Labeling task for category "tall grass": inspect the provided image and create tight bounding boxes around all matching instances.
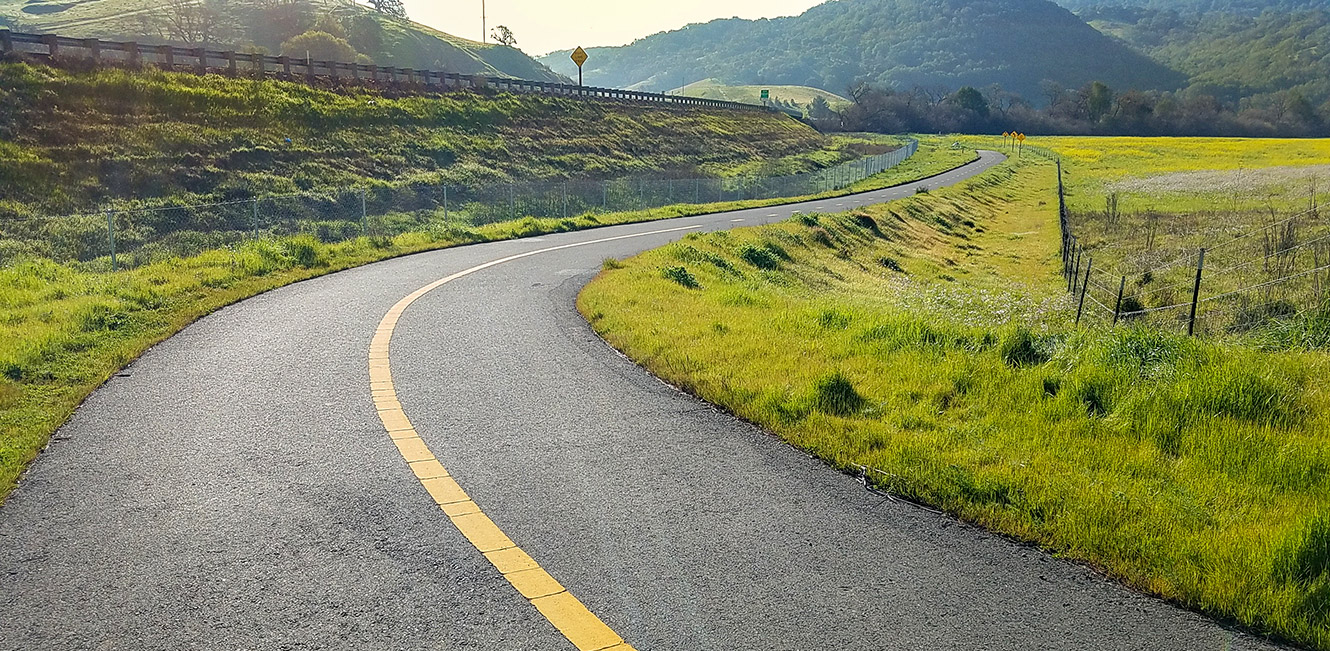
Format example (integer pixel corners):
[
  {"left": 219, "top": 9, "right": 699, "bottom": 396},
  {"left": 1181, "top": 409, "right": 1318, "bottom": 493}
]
[{"left": 580, "top": 157, "right": 1330, "bottom": 648}]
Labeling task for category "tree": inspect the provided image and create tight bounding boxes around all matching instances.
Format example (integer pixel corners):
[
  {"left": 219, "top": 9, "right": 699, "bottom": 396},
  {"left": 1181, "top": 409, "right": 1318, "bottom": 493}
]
[
  {"left": 490, "top": 25, "right": 517, "bottom": 47},
  {"left": 164, "top": 0, "right": 233, "bottom": 44},
  {"left": 808, "top": 95, "right": 836, "bottom": 121},
  {"left": 1086, "top": 81, "right": 1114, "bottom": 122},
  {"left": 281, "top": 30, "right": 360, "bottom": 62},
  {"left": 951, "top": 86, "right": 990, "bottom": 118},
  {"left": 367, "top": 0, "right": 406, "bottom": 19}
]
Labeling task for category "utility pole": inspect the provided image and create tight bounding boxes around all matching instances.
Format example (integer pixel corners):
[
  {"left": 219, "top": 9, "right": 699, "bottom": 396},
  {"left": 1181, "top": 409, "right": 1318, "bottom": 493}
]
[{"left": 482, "top": 0, "right": 487, "bottom": 44}]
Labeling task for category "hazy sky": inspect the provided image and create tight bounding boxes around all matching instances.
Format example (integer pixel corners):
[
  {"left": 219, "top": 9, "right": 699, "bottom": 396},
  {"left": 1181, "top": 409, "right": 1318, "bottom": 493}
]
[{"left": 401, "top": 0, "right": 826, "bottom": 56}]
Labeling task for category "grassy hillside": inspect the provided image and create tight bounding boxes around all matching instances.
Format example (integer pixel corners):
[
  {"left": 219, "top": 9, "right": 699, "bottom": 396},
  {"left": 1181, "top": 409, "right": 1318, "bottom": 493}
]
[
  {"left": 0, "top": 61, "right": 829, "bottom": 221},
  {"left": 580, "top": 138, "right": 1330, "bottom": 649},
  {"left": 668, "top": 79, "right": 850, "bottom": 111},
  {"left": 0, "top": 0, "right": 566, "bottom": 81},
  {"left": 538, "top": 0, "right": 1183, "bottom": 100},
  {"left": 1073, "top": 4, "right": 1330, "bottom": 106}
]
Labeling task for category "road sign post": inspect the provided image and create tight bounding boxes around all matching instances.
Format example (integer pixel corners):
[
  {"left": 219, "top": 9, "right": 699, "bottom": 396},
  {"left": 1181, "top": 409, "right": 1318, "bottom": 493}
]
[
  {"left": 760, "top": 88, "right": 769, "bottom": 107},
  {"left": 570, "top": 46, "right": 588, "bottom": 87}
]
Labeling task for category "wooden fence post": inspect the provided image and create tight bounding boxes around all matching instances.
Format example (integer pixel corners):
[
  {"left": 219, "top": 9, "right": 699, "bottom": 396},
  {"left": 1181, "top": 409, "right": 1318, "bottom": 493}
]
[
  {"left": 251, "top": 52, "right": 263, "bottom": 77},
  {"left": 194, "top": 47, "right": 206, "bottom": 73},
  {"left": 126, "top": 42, "right": 140, "bottom": 66},
  {"left": 226, "top": 51, "right": 237, "bottom": 76},
  {"left": 279, "top": 55, "right": 290, "bottom": 76},
  {"left": 42, "top": 34, "right": 58, "bottom": 57},
  {"left": 85, "top": 38, "right": 100, "bottom": 63}
]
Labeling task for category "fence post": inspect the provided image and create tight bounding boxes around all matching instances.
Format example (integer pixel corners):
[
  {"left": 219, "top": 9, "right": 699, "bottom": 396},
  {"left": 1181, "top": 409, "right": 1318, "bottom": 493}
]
[
  {"left": 279, "top": 55, "right": 290, "bottom": 76},
  {"left": 251, "top": 197, "right": 259, "bottom": 238},
  {"left": 1, "top": 30, "right": 11, "bottom": 54},
  {"left": 361, "top": 187, "right": 368, "bottom": 234},
  {"left": 1112, "top": 275, "right": 1126, "bottom": 326},
  {"left": 127, "top": 42, "right": 140, "bottom": 66},
  {"left": 1071, "top": 245, "right": 1083, "bottom": 295},
  {"left": 194, "top": 47, "right": 206, "bottom": 74},
  {"left": 42, "top": 34, "right": 58, "bottom": 57},
  {"left": 227, "top": 51, "right": 237, "bottom": 76},
  {"left": 1187, "top": 248, "right": 1206, "bottom": 336},
  {"left": 86, "top": 38, "right": 100, "bottom": 64},
  {"left": 106, "top": 209, "right": 117, "bottom": 272},
  {"left": 508, "top": 184, "right": 514, "bottom": 221},
  {"left": 602, "top": 182, "right": 607, "bottom": 210},
  {"left": 442, "top": 184, "right": 448, "bottom": 225},
  {"left": 1075, "top": 258, "right": 1092, "bottom": 325}
]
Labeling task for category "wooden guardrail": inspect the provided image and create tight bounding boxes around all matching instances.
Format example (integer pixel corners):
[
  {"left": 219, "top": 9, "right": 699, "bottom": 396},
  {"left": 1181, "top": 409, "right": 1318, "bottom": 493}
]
[{"left": 0, "top": 30, "right": 767, "bottom": 112}]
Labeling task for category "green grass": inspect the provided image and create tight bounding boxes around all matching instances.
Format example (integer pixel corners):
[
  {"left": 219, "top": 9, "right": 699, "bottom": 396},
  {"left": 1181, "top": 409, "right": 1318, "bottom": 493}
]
[
  {"left": 0, "top": 61, "right": 827, "bottom": 218},
  {"left": 674, "top": 78, "right": 851, "bottom": 110},
  {"left": 0, "top": 134, "right": 972, "bottom": 505},
  {"left": 579, "top": 152, "right": 1330, "bottom": 648}
]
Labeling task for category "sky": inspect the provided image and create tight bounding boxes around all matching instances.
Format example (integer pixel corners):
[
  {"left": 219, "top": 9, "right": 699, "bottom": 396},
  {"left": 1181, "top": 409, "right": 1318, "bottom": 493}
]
[{"left": 401, "top": 0, "right": 827, "bottom": 56}]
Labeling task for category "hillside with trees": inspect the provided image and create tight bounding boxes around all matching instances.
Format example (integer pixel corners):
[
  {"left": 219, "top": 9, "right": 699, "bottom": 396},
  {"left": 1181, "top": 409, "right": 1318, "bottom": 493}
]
[
  {"left": 0, "top": 0, "right": 567, "bottom": 81},
  {"left": 539, "top": 0, "right": 1182, "bottom": 101}
]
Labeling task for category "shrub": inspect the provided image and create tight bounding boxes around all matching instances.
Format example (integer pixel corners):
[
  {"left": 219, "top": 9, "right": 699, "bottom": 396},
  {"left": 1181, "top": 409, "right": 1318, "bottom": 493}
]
[
  {"left": 661, "top": 265, "right": 700, "bottom": 289},
  {"left": 813, "top": 371, "right": 865, "bottom": 416},
  {"left": 878, "top": 256, "right": 904, "bottom": 272},
  {"left": 796, "top": 212, "right": 820, "bottom": 227},
  {"left": 602, "top": 257, "right": 625, "bottom": 270},
  {"left": 739, "top": 243, "right": 781, "bottom": 270}
]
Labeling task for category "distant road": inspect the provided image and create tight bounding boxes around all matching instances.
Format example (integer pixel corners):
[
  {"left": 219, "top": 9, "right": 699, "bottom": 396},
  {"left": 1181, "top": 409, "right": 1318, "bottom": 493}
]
[{"left": 0, "top": 150, "right": 1282, "bottom": 650}]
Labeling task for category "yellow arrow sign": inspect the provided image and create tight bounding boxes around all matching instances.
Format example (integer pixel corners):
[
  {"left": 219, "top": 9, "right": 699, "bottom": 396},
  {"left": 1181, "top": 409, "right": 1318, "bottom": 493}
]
[{"left": 570, "top": 46, "right": 588, "bottom": 68}]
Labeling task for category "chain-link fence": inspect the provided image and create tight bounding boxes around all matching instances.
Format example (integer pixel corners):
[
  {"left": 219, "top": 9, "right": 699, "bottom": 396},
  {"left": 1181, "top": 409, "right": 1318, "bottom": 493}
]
[{"left": 0, "top": 140, "right": 919, "bottom": 270}]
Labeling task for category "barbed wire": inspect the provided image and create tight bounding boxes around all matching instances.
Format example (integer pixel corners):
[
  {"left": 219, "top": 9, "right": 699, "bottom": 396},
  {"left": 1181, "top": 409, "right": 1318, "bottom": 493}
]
[
  {"left": 1117, "top": 205, "right": 1321, "bottom": 277},
  {"left": 1199, "top": 261, "right": 1330, "bottom": 305}
]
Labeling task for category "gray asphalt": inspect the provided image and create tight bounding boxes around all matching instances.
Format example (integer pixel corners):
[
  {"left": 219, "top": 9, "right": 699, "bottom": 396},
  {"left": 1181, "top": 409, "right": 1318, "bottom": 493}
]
[{"left": 0, "top": 151, "right": 1284, "bottom": 650}]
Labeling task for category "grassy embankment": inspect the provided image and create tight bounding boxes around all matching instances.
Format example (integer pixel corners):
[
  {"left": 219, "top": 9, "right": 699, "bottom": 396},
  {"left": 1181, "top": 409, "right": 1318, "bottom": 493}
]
[
  {"left": 580, "top": 140, "right": 1330, "bottom": 648},
  {"left": 0, "top": 59, "right": 978, "bottom": 503}
]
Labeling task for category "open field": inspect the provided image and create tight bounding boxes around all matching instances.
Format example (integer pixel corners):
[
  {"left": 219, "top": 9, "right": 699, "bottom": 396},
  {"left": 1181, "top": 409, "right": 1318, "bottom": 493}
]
[
  {"left": 579, "top": 140, "right": 1330, "bottom": 648},
  {"left": 674, "top": 78, "right": 851, "bottom": 110},
  {"left": 0, "top": 133, "right": 970, "bottom": 504}
]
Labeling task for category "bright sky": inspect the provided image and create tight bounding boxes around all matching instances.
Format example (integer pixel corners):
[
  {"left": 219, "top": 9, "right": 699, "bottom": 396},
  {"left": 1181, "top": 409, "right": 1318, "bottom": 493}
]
[{"left": 401, "top": 0, "right": 826, "bottom": 56}]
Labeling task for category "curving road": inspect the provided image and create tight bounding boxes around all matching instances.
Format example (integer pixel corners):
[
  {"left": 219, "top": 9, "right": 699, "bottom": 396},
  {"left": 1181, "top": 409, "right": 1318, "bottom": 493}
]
[{"left": 0, "top": 151, "right": 1282, "bottom": 650}]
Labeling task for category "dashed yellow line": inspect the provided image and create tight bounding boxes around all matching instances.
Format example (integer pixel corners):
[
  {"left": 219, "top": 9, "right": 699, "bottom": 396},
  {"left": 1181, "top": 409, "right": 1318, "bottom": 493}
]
[{"left": 369, "top": 224, "right": 700, "bottom": 650}]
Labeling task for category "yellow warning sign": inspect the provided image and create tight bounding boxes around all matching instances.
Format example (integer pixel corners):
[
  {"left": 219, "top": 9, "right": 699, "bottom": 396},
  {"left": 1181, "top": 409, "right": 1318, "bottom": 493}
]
[{"left": 570, "top": 46, "right": 588, "bottom": 68}]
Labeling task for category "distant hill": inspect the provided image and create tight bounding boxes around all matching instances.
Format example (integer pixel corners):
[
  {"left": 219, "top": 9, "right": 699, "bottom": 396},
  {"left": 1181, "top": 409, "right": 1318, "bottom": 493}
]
[
  {"left": 539, "top": 0, "right": 1185, "bottom": 101},
  {"left": 1056, "top": 1, "right": 1330, "bottom": 105},
  {"left": 0, "top": 0, "right": 568, "bottom": 82},
  {"left": 671, "top": 79, "right": 851, "bottom": 110}
]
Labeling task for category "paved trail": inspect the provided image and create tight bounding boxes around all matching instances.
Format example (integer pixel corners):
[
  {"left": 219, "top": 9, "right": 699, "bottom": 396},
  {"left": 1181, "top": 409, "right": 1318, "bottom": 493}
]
[{"left": 0, "top": 152, "right": 1281, "bottom": 650}]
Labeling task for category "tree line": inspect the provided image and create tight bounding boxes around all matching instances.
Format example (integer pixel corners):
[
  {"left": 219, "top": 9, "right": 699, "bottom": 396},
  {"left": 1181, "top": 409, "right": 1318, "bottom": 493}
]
[{"left": 823, "top": 80, "right": 1329, "bottom": 138}]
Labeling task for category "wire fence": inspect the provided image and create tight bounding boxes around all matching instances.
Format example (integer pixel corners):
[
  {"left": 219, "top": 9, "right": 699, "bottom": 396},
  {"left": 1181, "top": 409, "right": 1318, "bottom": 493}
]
[
  {"left": 0, "top": 140, "right": 920, "bottom": 270},
  {"left": 1057, "top": 161, "right": 1330, "bottom": 336}
]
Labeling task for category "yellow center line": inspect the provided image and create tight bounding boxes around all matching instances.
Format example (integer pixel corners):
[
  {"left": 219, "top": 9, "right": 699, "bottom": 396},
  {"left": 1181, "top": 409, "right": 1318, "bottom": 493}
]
[{"left": 369, "top": 224, "right": 701, "bottom": 651}]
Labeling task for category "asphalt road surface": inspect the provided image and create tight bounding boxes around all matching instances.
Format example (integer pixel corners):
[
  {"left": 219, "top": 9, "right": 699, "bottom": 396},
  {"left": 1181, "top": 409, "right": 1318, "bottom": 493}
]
[{"left": 0, "top": 151, "right": 1284, "bottom": 650}]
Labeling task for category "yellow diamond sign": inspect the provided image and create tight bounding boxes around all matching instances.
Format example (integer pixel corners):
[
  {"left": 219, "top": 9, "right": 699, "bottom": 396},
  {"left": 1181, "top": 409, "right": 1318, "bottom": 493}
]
[{"left": 570, "top": 46, "right": 588, "bottom": 68}]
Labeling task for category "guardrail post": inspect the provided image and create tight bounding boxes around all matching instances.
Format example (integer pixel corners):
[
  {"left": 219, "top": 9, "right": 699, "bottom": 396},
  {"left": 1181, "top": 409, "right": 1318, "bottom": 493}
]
[
  {"left": 85, "top": 38, "right": 100, "bottom": 63},
  {"left": 127, "top": 41, "right": 140, "bottom": 66},
  {"left": 251, "top": 52, "right": 263, "bottom": 77},
  {"left": 194, "top": 47, "right": 206, "bottom": 73},
  {"left": 0, "top": 30, "right": 11, "bottom": 54},
  {"left": 42, "top": 34, "right": 57, "bottom": 57},
  {"left": 328, "top": 60, "right": 338, "bottom": 80},
  {"left": 279, "top": 55, "right": 290, "bottom": 76},
  {"left": 161, "top": 45, "right": 174, "bottom": 70}
]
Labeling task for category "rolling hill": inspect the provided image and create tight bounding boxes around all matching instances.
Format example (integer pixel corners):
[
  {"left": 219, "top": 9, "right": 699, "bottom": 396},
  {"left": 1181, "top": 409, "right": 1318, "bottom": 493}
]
[
  {"left": 671, "top": 79, "right": 851, "bottom": 110},
  {"left": 1062, "top": 1, "right": 1330, "bottom": 106},
  {"left": 538, "top": 0, "right": 1185, "bottom": 102},
  {"left": 0, "top": 0, "right": 568, "bottom": 81}
]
